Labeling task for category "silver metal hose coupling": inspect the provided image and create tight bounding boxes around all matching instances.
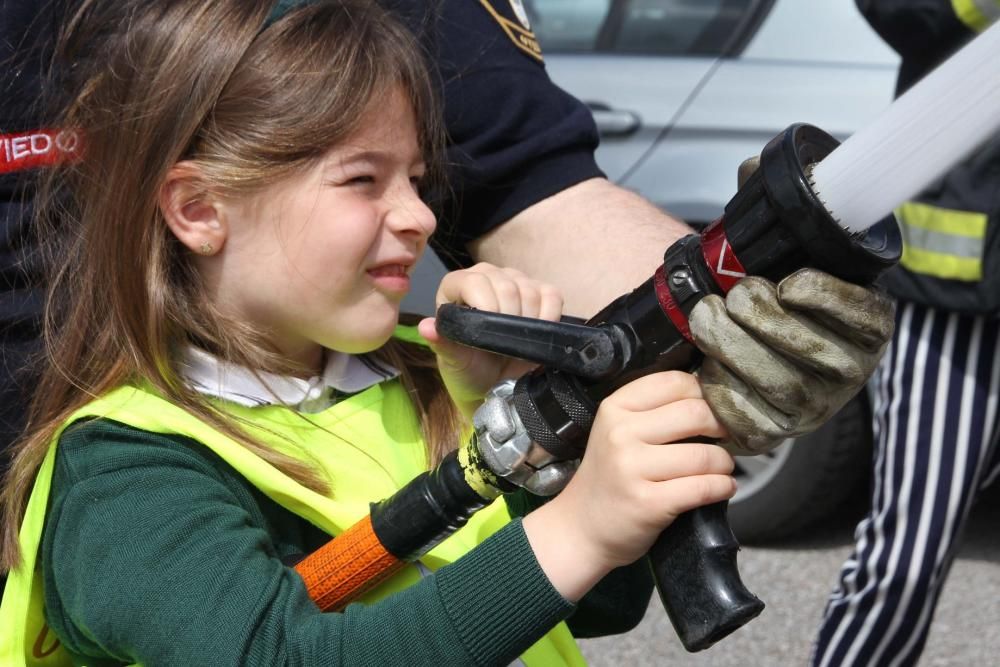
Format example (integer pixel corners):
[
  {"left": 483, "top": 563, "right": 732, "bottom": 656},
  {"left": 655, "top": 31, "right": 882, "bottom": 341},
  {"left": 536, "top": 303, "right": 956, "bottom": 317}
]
[{"left": 472, "top": 379, "right": 579, "bottom": 496}]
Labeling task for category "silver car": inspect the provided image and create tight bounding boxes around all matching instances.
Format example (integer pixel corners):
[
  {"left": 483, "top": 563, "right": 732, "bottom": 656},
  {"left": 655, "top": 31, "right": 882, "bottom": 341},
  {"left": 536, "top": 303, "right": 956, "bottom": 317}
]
[{"left": 406, "top": 0, "right": 900, "bottom": 541}]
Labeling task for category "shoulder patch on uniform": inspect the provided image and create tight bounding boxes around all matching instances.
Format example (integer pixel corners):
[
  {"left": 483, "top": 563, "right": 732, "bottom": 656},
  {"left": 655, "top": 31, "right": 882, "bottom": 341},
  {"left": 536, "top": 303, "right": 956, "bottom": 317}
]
[
  {"left": 507, "top": 0, "right": 531, "bottom": 29},
  {"left": 477, "top": 0, "right": 543, "bottom": 61}
]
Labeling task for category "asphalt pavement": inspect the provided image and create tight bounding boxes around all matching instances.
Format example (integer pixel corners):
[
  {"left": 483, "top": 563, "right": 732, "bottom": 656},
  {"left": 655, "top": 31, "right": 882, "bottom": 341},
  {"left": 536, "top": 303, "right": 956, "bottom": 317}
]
[{"left": 580, "top": 486, "right": 1000, "bottom": 666}]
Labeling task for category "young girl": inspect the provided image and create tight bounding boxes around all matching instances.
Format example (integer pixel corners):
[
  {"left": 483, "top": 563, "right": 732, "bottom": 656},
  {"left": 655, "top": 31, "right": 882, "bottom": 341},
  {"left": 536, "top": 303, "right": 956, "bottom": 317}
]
[{"left": 0, "top": 1, "right": 736, "bottom": 665}]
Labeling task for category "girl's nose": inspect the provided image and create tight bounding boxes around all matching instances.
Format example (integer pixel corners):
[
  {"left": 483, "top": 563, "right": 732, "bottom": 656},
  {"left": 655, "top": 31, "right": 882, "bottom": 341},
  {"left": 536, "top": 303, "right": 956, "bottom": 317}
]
[{"left": 387, "top": 185, "right": 437, "bottom": 241}]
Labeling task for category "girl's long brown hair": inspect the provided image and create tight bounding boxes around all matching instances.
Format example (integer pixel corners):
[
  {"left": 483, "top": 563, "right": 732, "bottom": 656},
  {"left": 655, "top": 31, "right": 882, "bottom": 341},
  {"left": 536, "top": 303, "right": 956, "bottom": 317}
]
[{"left": 0, "top": 0, "right": 459, "bottom": 569}]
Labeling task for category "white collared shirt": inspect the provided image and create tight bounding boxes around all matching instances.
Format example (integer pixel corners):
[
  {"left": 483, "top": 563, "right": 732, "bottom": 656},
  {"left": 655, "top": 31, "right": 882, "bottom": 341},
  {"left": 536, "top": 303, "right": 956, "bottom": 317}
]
[{"left": 178, "top": 346, "right": 399, "bottom": 413}]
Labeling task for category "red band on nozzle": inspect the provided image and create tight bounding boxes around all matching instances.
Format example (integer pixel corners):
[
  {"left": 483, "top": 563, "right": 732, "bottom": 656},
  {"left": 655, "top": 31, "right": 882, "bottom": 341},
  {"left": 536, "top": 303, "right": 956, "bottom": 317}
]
[{"left": 700, "top": 219, "right": 747, "bottom": 294}]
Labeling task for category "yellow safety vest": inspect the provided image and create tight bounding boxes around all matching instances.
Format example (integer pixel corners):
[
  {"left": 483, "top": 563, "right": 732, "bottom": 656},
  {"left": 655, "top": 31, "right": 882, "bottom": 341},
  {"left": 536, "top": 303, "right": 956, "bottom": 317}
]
[{"left": 0, "top": 381, "right": 585, "bottom": 667}]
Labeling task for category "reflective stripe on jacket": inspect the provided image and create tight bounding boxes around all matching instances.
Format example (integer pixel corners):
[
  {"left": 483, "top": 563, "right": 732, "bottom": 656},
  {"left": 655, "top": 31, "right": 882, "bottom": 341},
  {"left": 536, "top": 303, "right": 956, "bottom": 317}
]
[
  {"left": 877, "top": 124, "right": 1000, "bottom": 313},
  {"left": 0, "top": 382, "right": 585, "bottom": 667},
  {"left": 952, "top": 0, "right": 1000, "bottom": 32},
  {"left": 880, "top": 145, "right": 1000, "bottom": 314},
  {"left": 895, "top": 201, "right": 987, "bottom": 281}
]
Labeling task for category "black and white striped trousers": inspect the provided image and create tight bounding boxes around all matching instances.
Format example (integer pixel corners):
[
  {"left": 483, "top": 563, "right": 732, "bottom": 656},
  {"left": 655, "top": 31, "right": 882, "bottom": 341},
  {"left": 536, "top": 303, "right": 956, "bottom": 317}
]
[{"left": 811, "top": 301, "right": 1000, "bottom": 667}]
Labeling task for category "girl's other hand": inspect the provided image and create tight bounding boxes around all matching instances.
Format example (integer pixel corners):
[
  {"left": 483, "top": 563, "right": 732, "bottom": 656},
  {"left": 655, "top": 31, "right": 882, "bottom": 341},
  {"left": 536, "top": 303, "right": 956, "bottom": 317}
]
[
  {"left": 418, "top": 263, "right": 564, "bottom": 414},
  {"left": 521, "top": 371, "right": 737, "bottom": 601}
]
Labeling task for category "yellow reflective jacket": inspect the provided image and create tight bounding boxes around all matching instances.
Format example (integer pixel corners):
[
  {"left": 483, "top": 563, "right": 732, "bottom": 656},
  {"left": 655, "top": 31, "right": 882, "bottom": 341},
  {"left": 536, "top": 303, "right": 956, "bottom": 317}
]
[{"left": 0, "top": 381, "right": 585, "bottom": 667}]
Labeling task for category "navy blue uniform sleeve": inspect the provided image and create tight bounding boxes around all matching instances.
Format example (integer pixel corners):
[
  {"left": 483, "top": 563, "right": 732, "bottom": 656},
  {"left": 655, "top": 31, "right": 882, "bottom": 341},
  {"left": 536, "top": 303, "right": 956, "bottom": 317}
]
[
  {"left": 0, "top": 0, "right": 65, "bottom": 464},
  {"left": 383, "top": 0, "right": 605, "bottom": 267},
  {"left": 0, "top": 1, "right": 58, "bottom": 136},
  {"left": 856, "top": 0, "right": 974, "bottom": 93}
]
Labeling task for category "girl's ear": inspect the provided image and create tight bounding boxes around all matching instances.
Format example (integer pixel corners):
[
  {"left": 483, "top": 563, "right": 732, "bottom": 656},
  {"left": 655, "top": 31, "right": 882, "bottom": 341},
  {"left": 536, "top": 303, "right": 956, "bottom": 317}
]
[{"left": 159, "top": 162, "right": 227, "bottom": 256}]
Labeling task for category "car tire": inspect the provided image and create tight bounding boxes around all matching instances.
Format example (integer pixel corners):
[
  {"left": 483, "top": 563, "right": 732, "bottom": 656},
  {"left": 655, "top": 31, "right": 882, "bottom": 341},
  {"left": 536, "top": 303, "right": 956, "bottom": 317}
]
[{"left": 726, "top": 392, "right": 873, "bottom": 544}]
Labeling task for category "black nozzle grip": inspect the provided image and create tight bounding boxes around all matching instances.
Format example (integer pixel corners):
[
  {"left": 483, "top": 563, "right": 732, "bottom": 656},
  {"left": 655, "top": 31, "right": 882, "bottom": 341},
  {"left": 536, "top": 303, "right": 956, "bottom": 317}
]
[
  {"left": 435, "top": 303, "right": 629, "bottom": 380},
  {"left": 648, "top": 501, "right": 764, "bottom": 652}
]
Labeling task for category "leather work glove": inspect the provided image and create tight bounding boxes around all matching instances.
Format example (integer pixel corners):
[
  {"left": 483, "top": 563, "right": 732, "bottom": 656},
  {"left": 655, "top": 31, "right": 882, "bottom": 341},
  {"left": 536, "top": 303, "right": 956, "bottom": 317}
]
[
  {"left": 688, "top": 267, "right": 894, "bottom": 455},
  {"left": 689, "top": 154, "right": 896, "bottom": 455}
]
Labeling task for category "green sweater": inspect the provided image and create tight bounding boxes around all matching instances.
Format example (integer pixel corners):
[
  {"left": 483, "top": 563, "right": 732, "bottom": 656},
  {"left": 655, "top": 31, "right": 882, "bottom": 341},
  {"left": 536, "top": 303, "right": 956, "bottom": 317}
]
[{"left": 41, "top": 419, "right": 653, "bottom": 666}]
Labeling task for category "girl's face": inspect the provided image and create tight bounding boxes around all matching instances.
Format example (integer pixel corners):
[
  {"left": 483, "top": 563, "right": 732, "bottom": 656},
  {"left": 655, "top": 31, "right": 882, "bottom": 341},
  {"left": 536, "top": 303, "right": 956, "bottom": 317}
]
[{"left": 209, "top": 89, "right": 436, "bottom": 372}]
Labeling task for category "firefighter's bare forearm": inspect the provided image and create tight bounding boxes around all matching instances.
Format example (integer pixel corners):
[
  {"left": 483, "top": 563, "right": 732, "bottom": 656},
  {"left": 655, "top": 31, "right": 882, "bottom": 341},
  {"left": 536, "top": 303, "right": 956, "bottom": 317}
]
[{"left": 468, "top": 177, "right": 691, "bottom": 318}]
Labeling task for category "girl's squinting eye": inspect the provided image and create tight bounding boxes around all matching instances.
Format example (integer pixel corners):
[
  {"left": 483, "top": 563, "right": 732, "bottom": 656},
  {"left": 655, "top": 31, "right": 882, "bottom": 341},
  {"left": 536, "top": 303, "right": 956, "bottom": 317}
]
[
  {"left": 346, "top": 174, "right": 376, "bottom": 186},
  {"left": 410, "top": 169, "right": 428, "bottom": 191}
]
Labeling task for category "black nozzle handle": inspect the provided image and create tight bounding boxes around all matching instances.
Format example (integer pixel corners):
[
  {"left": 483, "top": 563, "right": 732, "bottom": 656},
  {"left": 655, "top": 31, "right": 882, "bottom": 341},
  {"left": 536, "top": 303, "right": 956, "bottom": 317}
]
[
  {"left": 435, "top": 304, "right": 629, "bottom": 380},
  {"left": 648, "top": 501, "right": 764, "bottom": 652}
]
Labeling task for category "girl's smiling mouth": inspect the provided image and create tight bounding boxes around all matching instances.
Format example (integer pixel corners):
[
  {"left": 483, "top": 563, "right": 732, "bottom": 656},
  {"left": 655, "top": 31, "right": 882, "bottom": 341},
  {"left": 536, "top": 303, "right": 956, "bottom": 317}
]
[{"left": 368, "top": 262, "right": 413, "bottom": 293}]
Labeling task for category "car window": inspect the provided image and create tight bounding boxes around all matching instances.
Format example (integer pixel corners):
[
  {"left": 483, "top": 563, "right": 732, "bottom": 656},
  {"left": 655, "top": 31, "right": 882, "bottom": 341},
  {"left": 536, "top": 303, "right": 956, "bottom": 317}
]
[
  {"left": 524, "top": 0, "right": 609, "bottom": 51},
  {"left": 527, "top": 0, "right": 755, "bottom": 55}
]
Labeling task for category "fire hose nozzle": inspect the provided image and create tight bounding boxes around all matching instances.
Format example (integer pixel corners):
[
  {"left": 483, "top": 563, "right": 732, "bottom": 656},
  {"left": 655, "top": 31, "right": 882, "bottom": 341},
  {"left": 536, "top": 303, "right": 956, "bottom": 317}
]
[
  {"left": 720, "top": 123, "right": 901, "bottom": 286},
  {"left": 294, "top": 122, "right": 907, "bottom": 654}
]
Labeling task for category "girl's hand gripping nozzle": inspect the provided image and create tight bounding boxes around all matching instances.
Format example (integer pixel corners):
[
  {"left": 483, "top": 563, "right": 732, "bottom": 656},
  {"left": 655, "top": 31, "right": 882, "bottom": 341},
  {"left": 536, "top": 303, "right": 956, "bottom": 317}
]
[{"left": 436, "top": 123, "right": 901, "bottom": 652}]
